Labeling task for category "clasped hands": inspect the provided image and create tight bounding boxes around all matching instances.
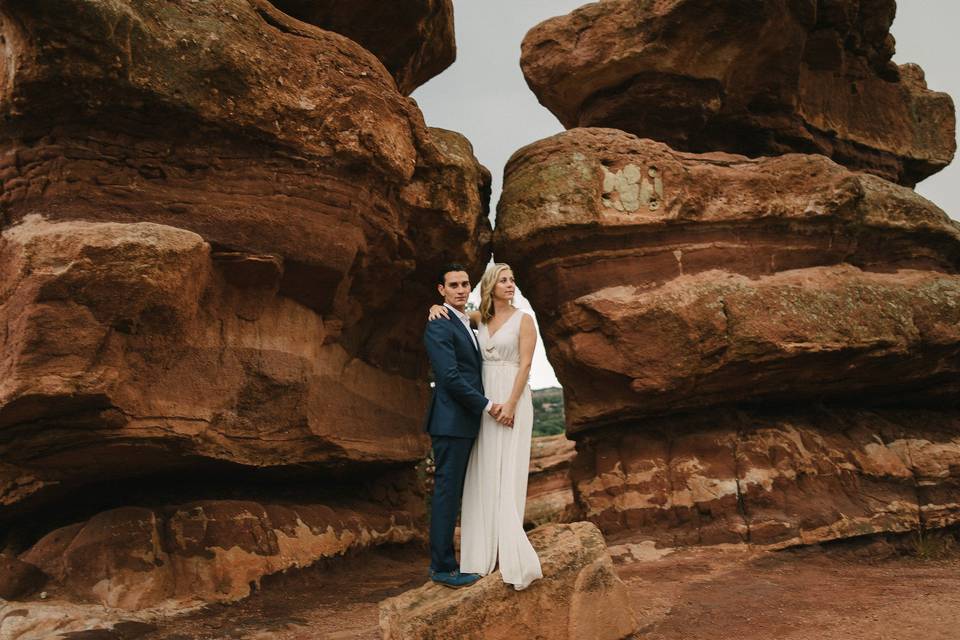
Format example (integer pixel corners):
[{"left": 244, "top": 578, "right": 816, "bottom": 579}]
[{"left": 488, "top": 402, "right": 515, "bottom": 428}]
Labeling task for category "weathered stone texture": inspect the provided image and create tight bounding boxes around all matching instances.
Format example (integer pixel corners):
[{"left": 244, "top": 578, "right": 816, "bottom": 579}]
[
  {"left": 0, "top": 601, "right": 158, "bottom": 640},
  {"left": 520, "top": 0, "right": 956, "bottom": 185},
  {"left": 498, "top": 129, "right": 960, "bottom": 432},
  {"left": 525, "top": 435, "right": 578, "bottom": 528},
  {"left": 497, "top": 127, "right": 960, "bottom": 546},
  {"left": 271, "top": 0, "right": 456, "bottom": 94},
  {"left": 572, "top": 409, "right": 960, "bottom": 548},
  {"left": 17, "top": 498, "right": 420, "bottom": 610},
  {"left": 0, "top": 554, "right": 46, "bottom": 600},
  {"left": 0, "top": 0, "right": 490, "bottom": 525},
  {"left": 379, "top": 522, "right": 638, "bottom": 640},
  {"left": 0, "top": 0, "right": 488, "bottom": 621}
]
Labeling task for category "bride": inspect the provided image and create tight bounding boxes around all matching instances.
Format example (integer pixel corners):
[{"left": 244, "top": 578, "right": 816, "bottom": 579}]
[{"left": 429, "top": 262, "right": 543, "bottom": 591}]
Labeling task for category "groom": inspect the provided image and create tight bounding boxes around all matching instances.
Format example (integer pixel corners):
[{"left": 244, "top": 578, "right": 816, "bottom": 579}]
[{"left": 423, "top": 263, "right": 501, "bottom": 588}]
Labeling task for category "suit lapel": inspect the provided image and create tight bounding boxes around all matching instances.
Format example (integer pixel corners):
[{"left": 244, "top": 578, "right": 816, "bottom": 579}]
[{"left": 447, "top": 314, "right": 481, "bottom": 366}]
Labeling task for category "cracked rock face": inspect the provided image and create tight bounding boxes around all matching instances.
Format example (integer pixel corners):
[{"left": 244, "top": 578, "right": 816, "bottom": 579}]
[
  {"left": 0, "top": 0, "right": 489, "bottom": 600},
  {"left": 520, "top": 0, "right": 956, "bottom": 186},
  {"left": 270, "top": 0, "right": 456, "bottom": 95},
  {"left": 496, "top": 128, "right": 960, "bottom": 547}
]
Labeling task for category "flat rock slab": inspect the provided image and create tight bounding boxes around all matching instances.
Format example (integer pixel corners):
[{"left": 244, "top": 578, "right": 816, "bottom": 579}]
[{"left": 378, "top": 521, "right": 637, "bottom": 640}]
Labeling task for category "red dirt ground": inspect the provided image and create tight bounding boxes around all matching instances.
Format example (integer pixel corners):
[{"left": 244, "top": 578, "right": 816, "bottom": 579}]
[{"left": 106, "top": 533, "right": 960, "bottom": 640}]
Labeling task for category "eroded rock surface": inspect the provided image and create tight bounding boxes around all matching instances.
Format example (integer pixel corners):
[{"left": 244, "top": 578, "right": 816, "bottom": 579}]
[
  {"left": 525, "top": 435, "right": 578, "bottom": 528},
  {"left": 520, "top": 0, "right": 956, "bottom": 185},
  {"left": 0, "top": 0, "right": 489, "bottom": 526},
  {"left": 0, "top": 555, "right": 46, "bottom": 600},
  {"left": 498, "top": 129, "right": 960, "bottom": 431},
  {"left": 0, "top": 216, "right": 434, "bottom": 516},
  {"left": 573, "top": 408, "right": 960, "bottom": 548},
  {"left": 379, "top": 522, "right": 638, "bottom": 640},
  {"left": 271, "top": 0, "right": 455, "bottom": 94},
  {"left": 18, "top": 498, "right": 420, "bottom": 610},
  {"left": 0, "top": 0, "right": 488, "bottom": 617},
  {"left": 497, "top": 128, "right": 960, "bottom": 547}
]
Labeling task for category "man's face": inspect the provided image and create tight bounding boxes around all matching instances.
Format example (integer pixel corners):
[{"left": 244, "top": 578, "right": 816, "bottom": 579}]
[{"left": 438, "top": 270, "right": 471, "bottom": 310}]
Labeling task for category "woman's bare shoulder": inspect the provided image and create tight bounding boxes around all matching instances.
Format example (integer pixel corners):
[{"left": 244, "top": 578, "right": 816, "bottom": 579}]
[{"left": 517, "top": 310, "right": 536, "bottom": 331}]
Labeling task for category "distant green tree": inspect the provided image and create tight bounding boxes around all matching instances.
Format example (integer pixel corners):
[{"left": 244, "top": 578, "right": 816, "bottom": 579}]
[{"left": 532, "top": 387, "right": 565, "bottom": 437}]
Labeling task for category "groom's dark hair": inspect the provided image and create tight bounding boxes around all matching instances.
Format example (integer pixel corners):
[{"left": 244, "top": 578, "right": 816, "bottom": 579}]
[{"left": 437, "top": 262, "right": 468, "bottom": 285}]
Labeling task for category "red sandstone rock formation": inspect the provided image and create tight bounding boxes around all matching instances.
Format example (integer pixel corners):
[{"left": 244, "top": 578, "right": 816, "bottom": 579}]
[
  {"left": 0, "top": 0, "right": 487, "bottom": 607},
  {"left": 572, "top": 408, "right": 960, "bottom": 547},
  {"left": 525, "top": 434, "right": 578, "bottom": 528},
  {"left": 21, "top": 498, "right": 421, "bottom": 609},
  {"left": 271, "top": 0, "right": 456, "bottom": 94},
  {"left": 520, "top": 0, "right": 956, "bottom": 186},
  {"left": 0, "top": 555, "right": 45, "bottom": 600},
  {"left": 497, "top": 128, "right": 960, "bottom": 547},
  {"left": 379, "top": 522, "right": 639, "bottom": 640}
]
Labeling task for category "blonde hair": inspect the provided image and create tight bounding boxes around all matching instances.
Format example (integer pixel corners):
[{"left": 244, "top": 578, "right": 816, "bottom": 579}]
[{"left": 479, "top": 263, "right": 514, "bottom": 324}]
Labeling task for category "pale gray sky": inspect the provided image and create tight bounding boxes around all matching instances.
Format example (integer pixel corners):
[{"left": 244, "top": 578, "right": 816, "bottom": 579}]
[{"left": 413, "top": 0, "right": 960, "bottom": 390}]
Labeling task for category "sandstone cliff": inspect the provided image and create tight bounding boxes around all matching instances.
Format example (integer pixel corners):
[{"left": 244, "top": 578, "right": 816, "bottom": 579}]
[
  {"left": 502, "top": 0, "right": 960, "bottom": 550},
  {"left": 0, "top": 0, "right": 489, "bottom": 611}
]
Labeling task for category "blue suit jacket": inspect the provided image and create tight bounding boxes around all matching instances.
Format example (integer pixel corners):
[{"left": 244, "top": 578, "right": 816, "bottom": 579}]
[{"left": 423, "top": 314, "right": 488, "bottom": 438}]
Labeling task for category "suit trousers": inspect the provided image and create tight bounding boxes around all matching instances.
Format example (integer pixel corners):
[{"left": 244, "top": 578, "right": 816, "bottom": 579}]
[{"left": 429, "top": 435, "right": 475, "bottom": 573}]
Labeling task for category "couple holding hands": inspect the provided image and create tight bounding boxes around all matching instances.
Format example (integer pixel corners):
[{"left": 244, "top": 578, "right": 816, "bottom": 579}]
[{"left": 423, "top": 262, "right": 542, "bottom": 591}]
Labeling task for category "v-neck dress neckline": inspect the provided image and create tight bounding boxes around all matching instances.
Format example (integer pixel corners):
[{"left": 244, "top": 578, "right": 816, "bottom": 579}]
[{"left": 485, "top": 309, "right": 519, "bottom": 341}]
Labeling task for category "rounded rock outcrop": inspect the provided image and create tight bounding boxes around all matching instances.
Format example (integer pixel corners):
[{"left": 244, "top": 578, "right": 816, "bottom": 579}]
[
  {"left": 520, "top": 0, "right": 956, "bottom": 185},
  {"left": 496, "top": 127, "right": 960, "bottom": 547}
]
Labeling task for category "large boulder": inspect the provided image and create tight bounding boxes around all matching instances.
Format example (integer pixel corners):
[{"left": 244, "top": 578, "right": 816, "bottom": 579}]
[
  {"left": 520, "top": 0, "right": 956, "bottom": 185},
  {"left": 378, "top": 522, "right": 638, "bottom": 640},
  {"left": 0, "top": 216, "right": 432, "bottom": 515},
  {"left": 496, "top": 128, "right": 960, "bottom": 546},
  {"left": 497, "top": 129, "right": 960, "bottom": 431},
  {"left": 0, "top": 0, "right": 489, "bottom": 526},
  {"left": 271, "top": 0, "right": 456, "bottom": 94}
]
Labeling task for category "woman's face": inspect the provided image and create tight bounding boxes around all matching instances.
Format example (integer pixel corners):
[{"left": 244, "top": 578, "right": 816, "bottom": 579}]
[{"left": 493, "top": 269, "right": 516, "bottom": 302}]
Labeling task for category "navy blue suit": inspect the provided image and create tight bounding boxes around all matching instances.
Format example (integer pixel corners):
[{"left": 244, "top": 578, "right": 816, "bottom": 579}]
[{"left": 423, "top": 312, "right": 488, "bottom": 573}]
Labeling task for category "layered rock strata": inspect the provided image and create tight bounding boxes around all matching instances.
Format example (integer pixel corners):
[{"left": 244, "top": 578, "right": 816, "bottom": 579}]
[
  {"left": 271, "top": 0, "right": 456, "bottom": 94},
  {"left": 525, "top": 435, "right": 578, "bottom": 528},
  {"left": 520, "top": 0, "right": 956, "bottom": 185},
  {"left": 0, "top": 0, "right": 489, "bottom": 606},
  {"left": 379, "top": 522, "right": 638, "bottom": 640},
  {"left": 497, "top": 127, "right": 960, "bottom": 547},
  {"left": 572, "top": 408, "right": 960, "bottom": 547},
  {"left": 19, "top": 498, "right": 421, "bottom": 610}
]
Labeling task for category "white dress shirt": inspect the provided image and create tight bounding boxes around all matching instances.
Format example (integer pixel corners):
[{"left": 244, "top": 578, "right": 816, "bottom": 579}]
[{"left": 444, "top": 303, "right": 492, "bottom": 413}]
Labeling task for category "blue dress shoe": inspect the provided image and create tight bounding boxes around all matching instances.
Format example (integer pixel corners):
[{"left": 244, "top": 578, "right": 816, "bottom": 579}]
[{"left": 429, "top": 569, "right": 482, "bottom": 589}]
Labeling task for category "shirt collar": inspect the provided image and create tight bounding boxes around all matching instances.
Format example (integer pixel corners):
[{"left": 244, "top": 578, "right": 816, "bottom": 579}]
[{"left": 443, "top": 302, "right": 469, "bottom": 322}]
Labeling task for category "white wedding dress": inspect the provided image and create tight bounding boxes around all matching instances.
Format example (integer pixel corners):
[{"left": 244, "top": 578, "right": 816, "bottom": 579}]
[{"left": 460, "top": 309, "right": 542, "bottom": 589}]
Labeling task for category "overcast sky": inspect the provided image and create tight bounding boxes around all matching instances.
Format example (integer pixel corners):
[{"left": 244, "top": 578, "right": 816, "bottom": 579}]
[{"left": 412, "top": 0, "right": 960, "bottom": 390}]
